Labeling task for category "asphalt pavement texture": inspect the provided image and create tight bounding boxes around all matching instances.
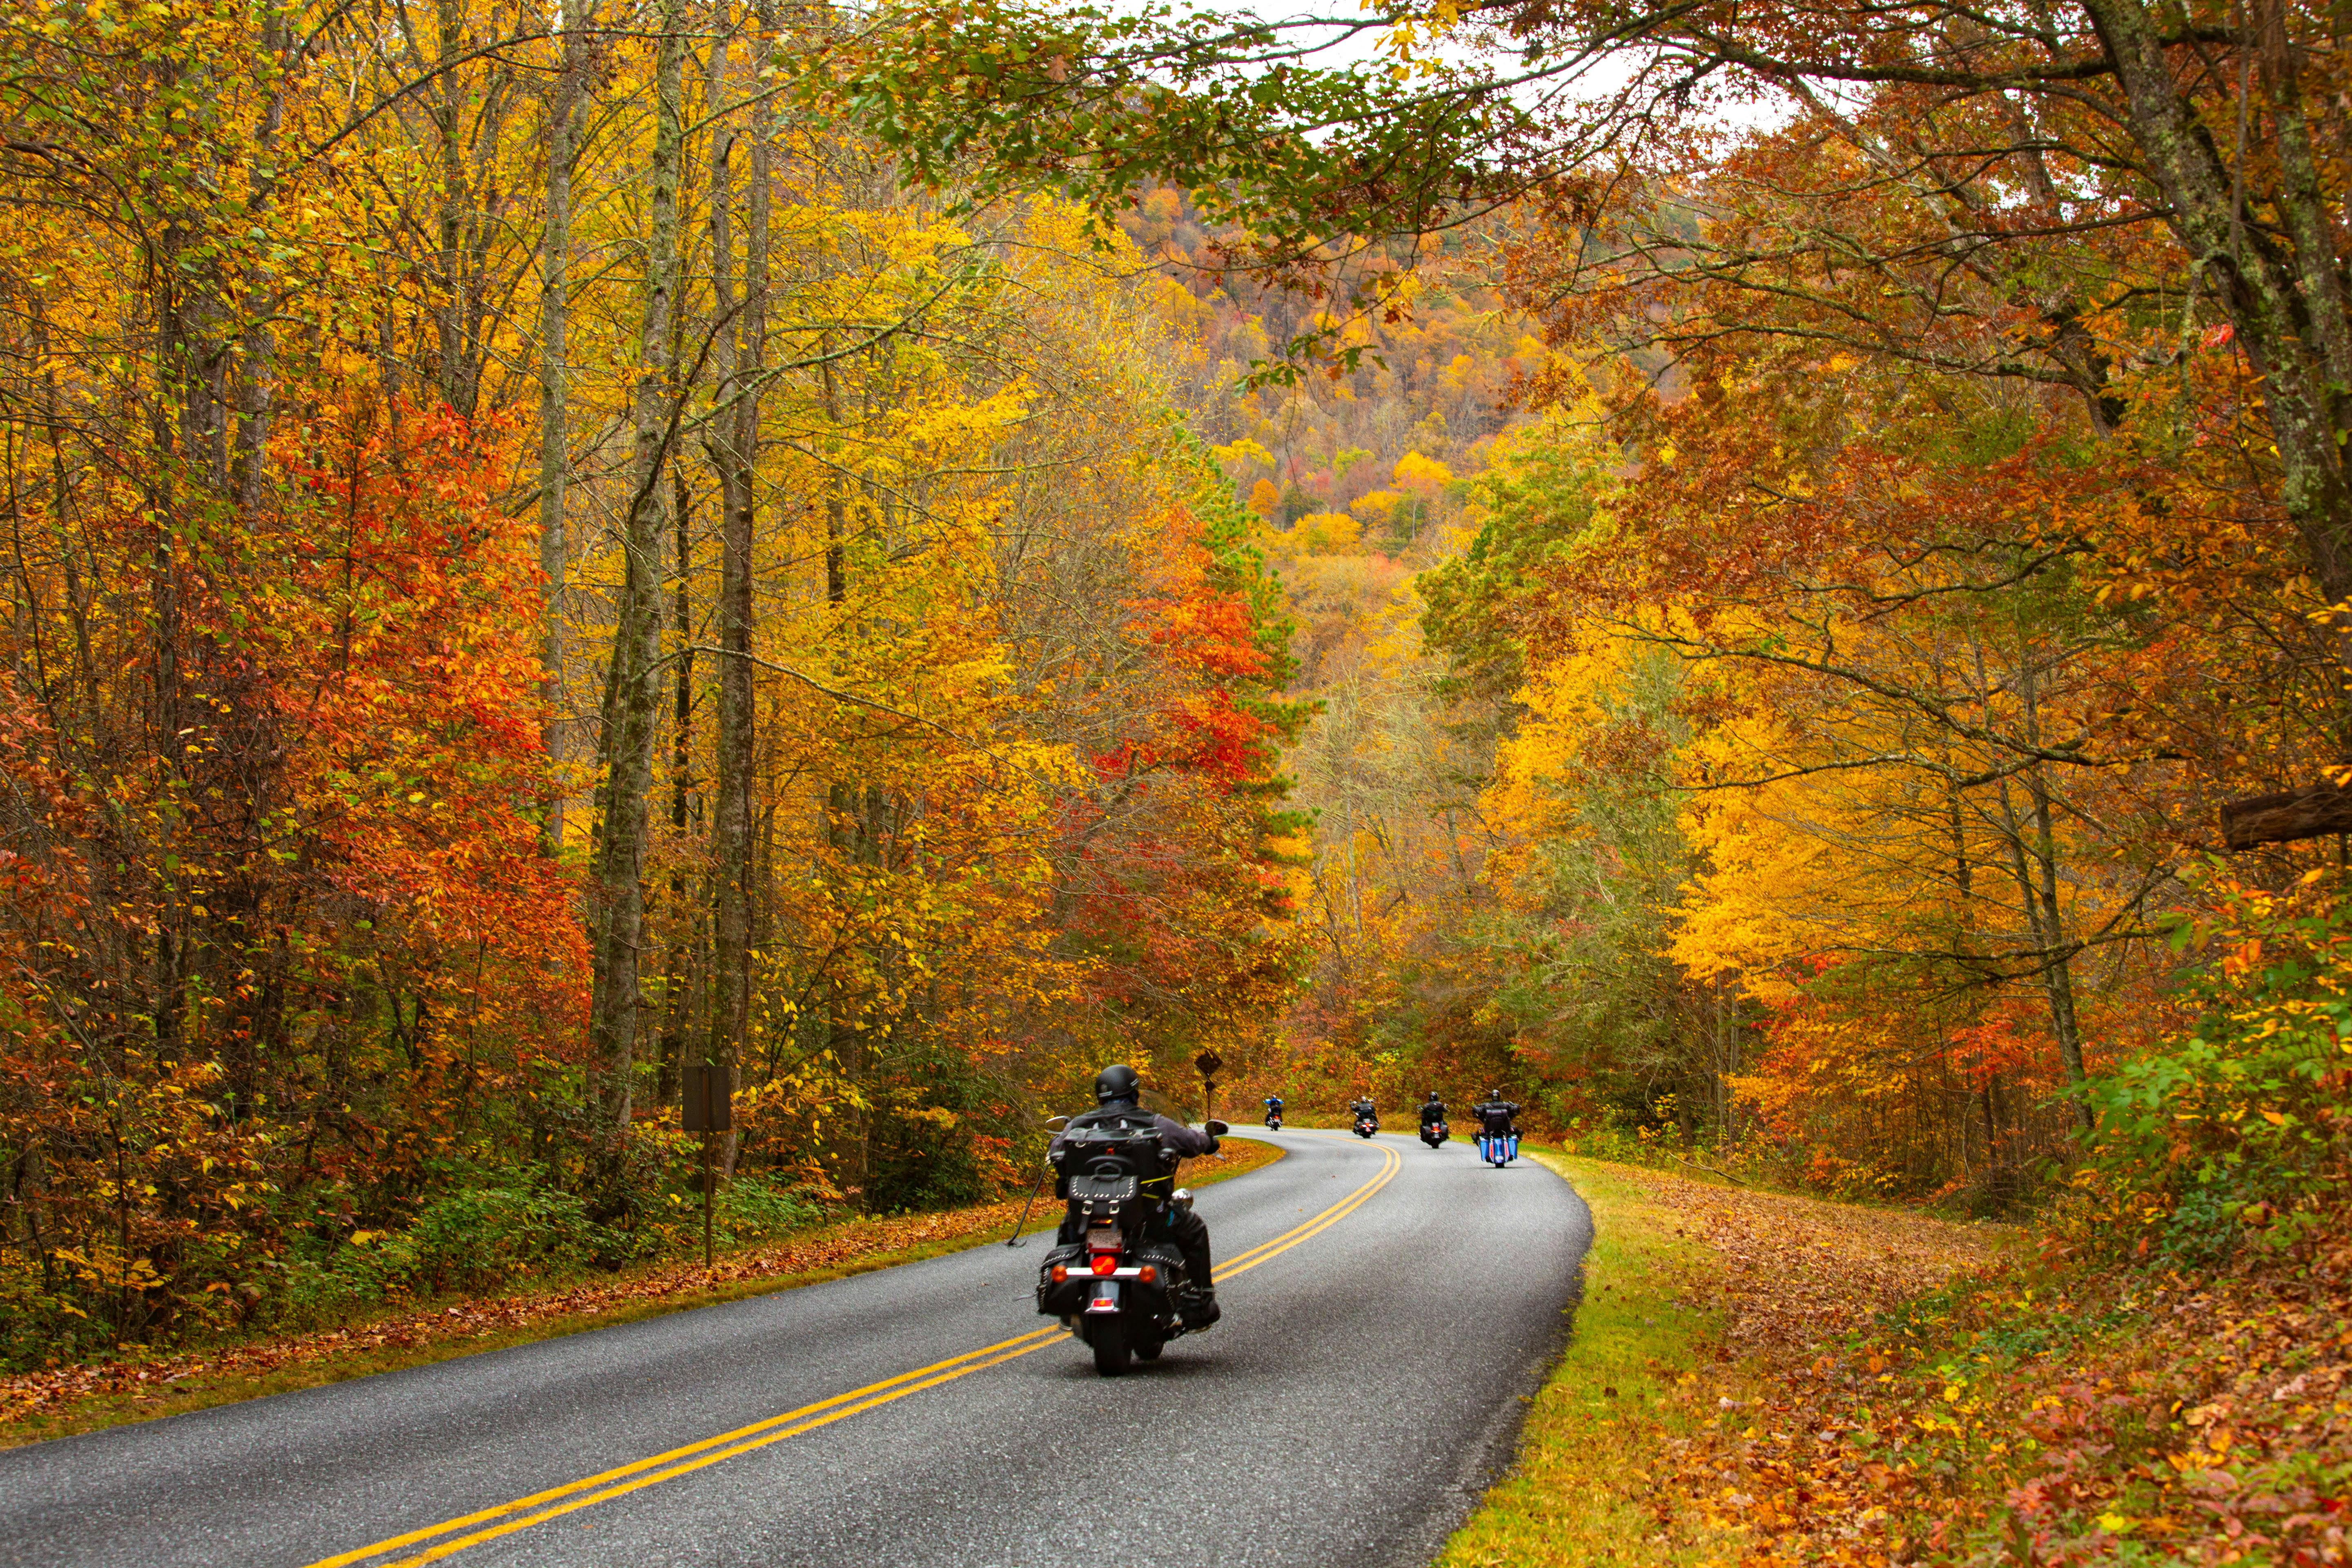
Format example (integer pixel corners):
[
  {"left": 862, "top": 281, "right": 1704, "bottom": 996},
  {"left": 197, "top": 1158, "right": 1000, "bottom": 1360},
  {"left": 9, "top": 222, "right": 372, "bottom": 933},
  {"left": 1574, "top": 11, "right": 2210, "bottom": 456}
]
[{"left": 0, "top": 1129, "right": 1591, "bottom": 1568}]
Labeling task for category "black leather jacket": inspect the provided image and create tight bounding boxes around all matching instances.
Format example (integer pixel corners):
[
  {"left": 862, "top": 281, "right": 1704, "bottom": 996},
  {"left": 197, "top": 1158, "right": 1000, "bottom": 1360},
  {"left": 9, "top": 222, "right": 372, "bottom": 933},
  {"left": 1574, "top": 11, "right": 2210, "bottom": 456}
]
[
  {"left": 1420, "top": 1099, "right": 1446, "bottom": 1125},
  {"left": 1050, "top": 1102, "right": 1220, "bottom": 1161}
]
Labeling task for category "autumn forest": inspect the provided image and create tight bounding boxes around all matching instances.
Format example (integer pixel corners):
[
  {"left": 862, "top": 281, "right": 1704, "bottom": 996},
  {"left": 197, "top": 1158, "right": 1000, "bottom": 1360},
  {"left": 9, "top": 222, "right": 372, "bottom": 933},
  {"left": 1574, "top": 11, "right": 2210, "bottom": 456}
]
[{"left": 6, "top": 0, "right": 2352, "bottom": 1502}]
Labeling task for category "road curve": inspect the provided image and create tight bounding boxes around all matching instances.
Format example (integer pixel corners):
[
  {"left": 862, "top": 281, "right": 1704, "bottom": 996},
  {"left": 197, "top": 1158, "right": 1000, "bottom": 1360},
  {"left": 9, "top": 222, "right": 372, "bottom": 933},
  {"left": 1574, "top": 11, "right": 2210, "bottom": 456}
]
[{"left": 0, "top": 1130, "right": 1590, "bottom": 1568}]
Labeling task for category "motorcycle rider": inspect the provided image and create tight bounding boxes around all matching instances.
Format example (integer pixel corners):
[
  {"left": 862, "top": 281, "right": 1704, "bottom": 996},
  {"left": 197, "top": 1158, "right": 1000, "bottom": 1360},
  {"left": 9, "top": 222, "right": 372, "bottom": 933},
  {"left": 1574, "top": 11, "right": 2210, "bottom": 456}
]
[
  {"left": 1419, "top": 1090, "right": 1446, "bottom": 1134},
  {"left": 1472, "top": 1090, "right": 1521, "bottom": 1160},
  {"left": 1263, "top": 1093, "right": 1285, "bottom": 1126},
  {"left": 1051, "top": 1064, "right": 1223, "bottom": 1328},
  {"left": 1349, "top": 1094, "right": 1378, "bottom": 1130}
]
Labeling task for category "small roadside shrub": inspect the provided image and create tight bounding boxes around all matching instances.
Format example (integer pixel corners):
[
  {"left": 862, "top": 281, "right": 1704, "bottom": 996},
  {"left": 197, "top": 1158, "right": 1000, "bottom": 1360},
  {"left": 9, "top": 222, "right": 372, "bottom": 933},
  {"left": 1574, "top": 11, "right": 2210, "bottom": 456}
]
[
  {"left": 2075, "top": 880, "right": 2352, "bottom": 1261},
  {"left": 638, "top": 1160, "right": 828, "bottom": 1256},
  {"left": 715, "top": 1172, "right": 823, "bottom": 1241},
  {"left": 274, "top": 1183, "right": 623, "bottom": 1327}
]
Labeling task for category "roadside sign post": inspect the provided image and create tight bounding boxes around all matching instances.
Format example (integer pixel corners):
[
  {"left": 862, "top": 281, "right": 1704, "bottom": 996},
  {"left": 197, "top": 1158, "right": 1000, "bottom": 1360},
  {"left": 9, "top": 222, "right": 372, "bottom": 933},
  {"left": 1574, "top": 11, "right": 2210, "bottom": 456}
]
[
  {"left": 682, "top": 1057, "right": 732, "bottom": 1270},
  {"left": 1193, "top": 1049, "right": 1223, "bottom": 1128}
]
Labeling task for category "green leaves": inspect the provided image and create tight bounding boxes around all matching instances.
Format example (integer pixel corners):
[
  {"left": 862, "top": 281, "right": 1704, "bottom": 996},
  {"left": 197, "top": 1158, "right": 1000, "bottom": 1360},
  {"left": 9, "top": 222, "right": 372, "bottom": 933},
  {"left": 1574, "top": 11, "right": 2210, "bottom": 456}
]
[
  {"left": 809, "top": 0, "right": 1548, "bottom": 305},
  {"left": 2080, "top": 887, "right": 2352, "bottom": 1261}
]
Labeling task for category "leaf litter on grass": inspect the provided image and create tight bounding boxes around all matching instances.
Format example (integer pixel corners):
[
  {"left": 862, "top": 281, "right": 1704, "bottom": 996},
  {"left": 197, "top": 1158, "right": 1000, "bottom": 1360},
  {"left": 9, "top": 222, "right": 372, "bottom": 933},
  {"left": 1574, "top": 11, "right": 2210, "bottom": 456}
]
[{"left": 1532, "top": 1161, "right": 2352, "bottom": 1566}]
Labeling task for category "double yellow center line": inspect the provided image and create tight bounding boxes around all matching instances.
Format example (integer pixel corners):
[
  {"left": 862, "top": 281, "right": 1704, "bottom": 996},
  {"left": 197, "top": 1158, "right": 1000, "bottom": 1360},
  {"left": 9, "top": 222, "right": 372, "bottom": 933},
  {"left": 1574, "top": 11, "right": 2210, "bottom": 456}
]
[{"left": 309, "top": 1136, "right": 1401, "bottom": 1568}]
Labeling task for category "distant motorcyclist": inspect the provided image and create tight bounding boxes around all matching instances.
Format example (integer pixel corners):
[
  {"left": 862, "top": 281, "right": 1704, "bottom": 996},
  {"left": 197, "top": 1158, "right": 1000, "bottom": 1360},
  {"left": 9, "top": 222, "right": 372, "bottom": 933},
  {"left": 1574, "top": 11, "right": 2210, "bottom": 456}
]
[
  {"left": 1051, "top": 1064, "right": 1222, "bottom": 1327},
  {"left": 1349, "top": 1096, "right": 1378, "bottom": 1136},
  {"left": 1472, "top": 1091, "right": 1520, "bottom": 1133},
  {"left": 1419, "top": 1091, "right": 1446, "bottom": 1132},
  {"left": 1472, "top": 1090, "right": 1521, "bottom": 1160},
  {"left": 1263, "top": 1094, "right": 1285, "bottom": 1129}
]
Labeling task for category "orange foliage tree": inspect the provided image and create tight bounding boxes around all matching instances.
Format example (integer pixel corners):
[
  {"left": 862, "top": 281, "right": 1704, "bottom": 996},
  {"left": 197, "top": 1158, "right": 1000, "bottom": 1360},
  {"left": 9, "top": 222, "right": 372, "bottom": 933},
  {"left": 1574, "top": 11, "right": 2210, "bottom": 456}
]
[
  {"left": 0, "top": 0, "right": 1317, "bottom": 1357},
  {"left": 0, "top": 383, "right": 579, "bottom": 1356}
]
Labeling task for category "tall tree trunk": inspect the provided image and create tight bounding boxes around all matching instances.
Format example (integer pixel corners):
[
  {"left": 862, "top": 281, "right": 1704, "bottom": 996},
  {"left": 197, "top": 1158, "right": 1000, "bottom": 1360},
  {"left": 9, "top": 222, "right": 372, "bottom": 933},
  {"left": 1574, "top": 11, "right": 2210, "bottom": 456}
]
[
  {"left": 431, "top": 0, "right": 475, "bottom": 415},
  {"left": 229, "top": 13, "right": 290, "bottom": 519},
  {"left": 587, "top": 0, "right": 686, "bottom": 1147},
  {"left": 1989, "top": 646, "right": 2091, "bottom": 1129},
  {"left": 657, "top": 464, "right": 697, "bottom": 1110},
  {"left": 813, "top": 349, "right": 868, "bottom": 1203},
  {"left": 708, "top": 0, "right": 771, "bottom": 1178},
  {"left": 2016, "top": 655, "right": 2089, "bottom": 1126},
  {"left": 537, "top": 4, "right": 588, "bottom": 854},
  {"left": 2081, "top": 0, "right": 2352, "bottom": 623}
]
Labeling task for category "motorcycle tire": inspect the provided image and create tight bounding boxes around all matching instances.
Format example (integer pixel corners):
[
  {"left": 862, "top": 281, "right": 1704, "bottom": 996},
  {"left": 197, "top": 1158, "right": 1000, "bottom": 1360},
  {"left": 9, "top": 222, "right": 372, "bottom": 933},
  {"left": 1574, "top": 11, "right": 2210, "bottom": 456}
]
[{"left": 1092, "top": 1320, "right": 1132, "bottom": 1377}]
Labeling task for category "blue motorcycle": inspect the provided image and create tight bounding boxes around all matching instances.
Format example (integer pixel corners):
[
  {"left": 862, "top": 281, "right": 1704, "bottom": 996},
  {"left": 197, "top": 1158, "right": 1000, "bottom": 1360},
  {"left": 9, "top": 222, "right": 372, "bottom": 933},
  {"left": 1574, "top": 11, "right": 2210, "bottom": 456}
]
[{"left": 1476, "top": 1129, "right": 1519, "bottom": 1167}]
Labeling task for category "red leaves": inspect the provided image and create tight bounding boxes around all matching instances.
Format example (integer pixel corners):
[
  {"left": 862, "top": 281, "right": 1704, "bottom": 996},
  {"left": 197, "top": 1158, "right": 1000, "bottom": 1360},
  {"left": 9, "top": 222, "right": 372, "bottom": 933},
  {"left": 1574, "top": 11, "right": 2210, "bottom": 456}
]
[
  {"left": 1044, "top": 496, "right": 1307, "bottom": 1059},
  {"left": 0, "top": 388, "right": 583, "bottom": 1352},
  {"left": 1109, "top": 510, "right": 1280, "bottom": 792}
]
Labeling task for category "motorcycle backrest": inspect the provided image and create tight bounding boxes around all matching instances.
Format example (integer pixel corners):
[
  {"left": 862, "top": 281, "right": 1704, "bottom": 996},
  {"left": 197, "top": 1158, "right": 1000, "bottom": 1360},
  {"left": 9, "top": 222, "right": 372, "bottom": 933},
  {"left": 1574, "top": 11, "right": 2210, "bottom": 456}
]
[{"left": 1050, "top": 1114, "right": 1172, "bottom": 1199}]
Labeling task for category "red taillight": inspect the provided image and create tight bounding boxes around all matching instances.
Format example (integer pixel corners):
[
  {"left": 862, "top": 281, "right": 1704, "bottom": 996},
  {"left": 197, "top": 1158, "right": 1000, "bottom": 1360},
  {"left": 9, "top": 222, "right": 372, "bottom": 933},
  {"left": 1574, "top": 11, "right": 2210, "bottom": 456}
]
[
  {"left": 1138, "top": 1265, "right": 1157, "bottom": 1284},
  {"left": 1090, "top": 1253, "right": 1118, "bottom": 1276},
  {"left": 1050, "top": 1265, "right": 1068, "bottom": 1283}
]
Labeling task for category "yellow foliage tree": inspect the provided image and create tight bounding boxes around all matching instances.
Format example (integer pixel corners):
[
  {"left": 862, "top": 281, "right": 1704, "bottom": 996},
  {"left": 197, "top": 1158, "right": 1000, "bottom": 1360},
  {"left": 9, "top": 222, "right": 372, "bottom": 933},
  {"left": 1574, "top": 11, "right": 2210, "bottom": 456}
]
[{"left": 1294, "top": 511, "right": 1364, "bottom": 553}]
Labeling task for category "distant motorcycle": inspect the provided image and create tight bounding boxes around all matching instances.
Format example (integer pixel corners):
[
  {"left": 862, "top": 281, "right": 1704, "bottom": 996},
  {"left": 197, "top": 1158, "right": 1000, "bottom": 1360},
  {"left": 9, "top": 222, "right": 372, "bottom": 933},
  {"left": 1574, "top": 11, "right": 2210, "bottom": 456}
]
[
  {"left": 1353, "top": 1112, "right": 1379, "bottom": 1139},
  {"left": 1476, "top": 1128, "right": 1519, "bottom": 1167},
  {"left": 1036, "top": 1114, "right": 1228, "bottom": 1375},
  {"left": 1420, "top": 1119, "right": 1449, "bottom": 1149},
  {"left": 1264, "top": 1105, "right": 1284, "bottom": 1131}
]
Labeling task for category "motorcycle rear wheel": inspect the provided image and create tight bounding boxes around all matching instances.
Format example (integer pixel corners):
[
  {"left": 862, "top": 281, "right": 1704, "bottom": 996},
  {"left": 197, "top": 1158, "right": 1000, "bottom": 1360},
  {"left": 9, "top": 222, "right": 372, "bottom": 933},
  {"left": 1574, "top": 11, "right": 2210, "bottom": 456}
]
[{"left": 1091, "top": 1320, "right": 1133, "bottom": 1376}]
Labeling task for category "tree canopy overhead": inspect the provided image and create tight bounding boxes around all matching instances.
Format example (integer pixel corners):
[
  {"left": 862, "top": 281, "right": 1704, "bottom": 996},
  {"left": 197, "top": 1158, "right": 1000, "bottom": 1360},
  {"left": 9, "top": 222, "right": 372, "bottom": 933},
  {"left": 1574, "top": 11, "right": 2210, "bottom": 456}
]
[{"left": 829, "top": 0, "right": 2352, "bottom": 612}]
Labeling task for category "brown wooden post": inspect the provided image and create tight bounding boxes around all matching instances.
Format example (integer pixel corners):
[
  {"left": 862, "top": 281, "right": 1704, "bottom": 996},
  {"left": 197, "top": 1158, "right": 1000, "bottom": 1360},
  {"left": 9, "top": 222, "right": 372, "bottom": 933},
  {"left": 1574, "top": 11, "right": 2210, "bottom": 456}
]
[{"left": 683, "top": 1056, "right": 731, "bottom": 1270}]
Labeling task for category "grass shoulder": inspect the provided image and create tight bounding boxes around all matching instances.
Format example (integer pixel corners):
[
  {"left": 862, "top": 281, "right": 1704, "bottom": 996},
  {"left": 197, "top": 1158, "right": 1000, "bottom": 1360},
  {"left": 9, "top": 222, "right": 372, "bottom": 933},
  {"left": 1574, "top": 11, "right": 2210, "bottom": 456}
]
[
  {"left": 1441, "top": 1151, "right": 1750, "bottom": 1568},
  {"left": 1443, "top": 1147, "right": 2009, "bottom": 1568},
  {"left": 1, "top": 1137, "right": 1283, "bottom": 1450}
]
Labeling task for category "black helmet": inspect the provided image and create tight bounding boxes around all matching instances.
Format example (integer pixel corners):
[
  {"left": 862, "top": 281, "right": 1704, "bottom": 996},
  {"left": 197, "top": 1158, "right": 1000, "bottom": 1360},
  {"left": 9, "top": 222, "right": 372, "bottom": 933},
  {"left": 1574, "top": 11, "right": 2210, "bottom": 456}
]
[{"left": 1094, "top": 1064, "right": 1142, "bottom": 1105}]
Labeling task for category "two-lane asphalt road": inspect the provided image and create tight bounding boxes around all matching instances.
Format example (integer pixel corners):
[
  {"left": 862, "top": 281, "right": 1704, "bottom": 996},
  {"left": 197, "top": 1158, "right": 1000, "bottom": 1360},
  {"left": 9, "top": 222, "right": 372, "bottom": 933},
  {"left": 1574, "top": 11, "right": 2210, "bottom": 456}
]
[{"left": 0, "top": 1131, "right": 1590, "bottom": 1568}]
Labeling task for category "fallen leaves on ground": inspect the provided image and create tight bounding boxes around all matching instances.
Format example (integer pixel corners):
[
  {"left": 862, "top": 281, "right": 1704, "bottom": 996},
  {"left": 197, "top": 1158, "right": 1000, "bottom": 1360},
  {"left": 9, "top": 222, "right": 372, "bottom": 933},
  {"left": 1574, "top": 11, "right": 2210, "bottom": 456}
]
[
  {"left": 0, "top": 1140, "right": 1277, "bottom": 1442},
  {"left": 1603, "top": 1165, "right": 2352, "bottom": 1564}
]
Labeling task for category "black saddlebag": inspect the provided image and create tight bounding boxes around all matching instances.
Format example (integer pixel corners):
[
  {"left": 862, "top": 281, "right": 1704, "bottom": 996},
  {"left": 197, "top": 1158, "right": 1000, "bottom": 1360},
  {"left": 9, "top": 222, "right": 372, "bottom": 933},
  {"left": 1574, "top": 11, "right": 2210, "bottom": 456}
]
[{"left": 1036, "top": 1242, "right": 1089, "bottom": 1316}]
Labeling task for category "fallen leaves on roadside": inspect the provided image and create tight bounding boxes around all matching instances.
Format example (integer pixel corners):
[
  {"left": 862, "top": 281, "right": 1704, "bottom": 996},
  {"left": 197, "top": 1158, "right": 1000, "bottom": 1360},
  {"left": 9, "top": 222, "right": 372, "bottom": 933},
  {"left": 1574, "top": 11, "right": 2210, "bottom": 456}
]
[{"left": 1601, "top": 1165, "right": 2352, "bottom": 1565}]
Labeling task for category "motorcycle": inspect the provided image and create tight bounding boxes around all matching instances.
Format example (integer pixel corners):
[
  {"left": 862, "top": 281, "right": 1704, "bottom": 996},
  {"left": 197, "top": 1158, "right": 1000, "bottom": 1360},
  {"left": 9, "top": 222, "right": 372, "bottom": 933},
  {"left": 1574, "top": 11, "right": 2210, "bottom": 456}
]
[
  {"left": 1476, "top": 1127, "right": 1519, "bottom": 1167},
  {"left": 1353, "top": 1111, "right": 1379, "bottom": 1139},
  {"left": 1036, "top": 1114, "right": 1227, "bottom": 1376},
  {"left": 1420, "top": 1118, "right": 1449, "bottom": 1149},
  {"left": 1264, "top": 1106, "right": 1284, "bottom": 1131}
]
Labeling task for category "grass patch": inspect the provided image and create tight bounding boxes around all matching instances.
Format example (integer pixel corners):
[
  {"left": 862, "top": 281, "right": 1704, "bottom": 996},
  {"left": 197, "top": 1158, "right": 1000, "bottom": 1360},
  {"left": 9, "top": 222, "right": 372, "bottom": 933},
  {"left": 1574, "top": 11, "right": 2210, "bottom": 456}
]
[
  {"left": 1441, "top": 1149, "right": 1746, "bottom": 1568},
  {"left": 2, "top": 1136, "right": 1284, "bottom": 1449}
]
